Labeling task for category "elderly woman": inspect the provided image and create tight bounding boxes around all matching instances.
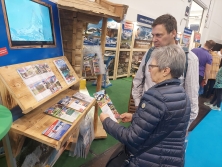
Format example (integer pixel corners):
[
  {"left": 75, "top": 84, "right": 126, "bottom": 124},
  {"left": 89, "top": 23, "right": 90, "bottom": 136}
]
[{"left": 100, "top": 45, "right": 191, "bottom": 167}]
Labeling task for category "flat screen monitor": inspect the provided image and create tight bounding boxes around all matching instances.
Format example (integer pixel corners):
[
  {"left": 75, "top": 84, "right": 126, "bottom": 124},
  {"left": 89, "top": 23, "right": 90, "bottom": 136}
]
[{"left": 2, "top": 0, "right": 56, "bottom": 48}]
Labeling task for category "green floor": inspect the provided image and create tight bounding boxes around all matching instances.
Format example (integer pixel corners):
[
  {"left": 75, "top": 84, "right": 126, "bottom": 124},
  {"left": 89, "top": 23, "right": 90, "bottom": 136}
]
[{"left": 0, "top": 77, "right": 133, "bottom": 167}]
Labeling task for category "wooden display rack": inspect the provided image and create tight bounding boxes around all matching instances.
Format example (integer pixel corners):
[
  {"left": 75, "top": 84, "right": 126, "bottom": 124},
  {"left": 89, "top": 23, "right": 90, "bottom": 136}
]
[{"left": 0, "top": 56, "right": 96, "bottom": 166}]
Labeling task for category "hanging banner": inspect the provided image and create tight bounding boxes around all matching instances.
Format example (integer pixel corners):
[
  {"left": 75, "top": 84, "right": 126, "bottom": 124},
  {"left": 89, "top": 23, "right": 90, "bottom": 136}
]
[
  {"left": 120, "top": 22, "right": 133, "bottom": 49},
  {"left": 106, "top": 18, "right": 118, "bottom": 48},
  {"left": 194, "top": 32, "right": 201, "bottom": 43},
  {"left": 134, "top": 25, "right": 152, "bottom": 49},
  {"left": 137, "top": 14, "right": 154, "bottom": 26},
  {"left": 181, "top": 28, "right": 192, "bottom": 48}
]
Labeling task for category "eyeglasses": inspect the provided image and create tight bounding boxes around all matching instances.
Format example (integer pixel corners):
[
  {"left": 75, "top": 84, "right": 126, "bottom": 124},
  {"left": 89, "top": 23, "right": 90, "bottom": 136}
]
[{"left": 148, "top": 64, "right": 159, "bottom": 70}]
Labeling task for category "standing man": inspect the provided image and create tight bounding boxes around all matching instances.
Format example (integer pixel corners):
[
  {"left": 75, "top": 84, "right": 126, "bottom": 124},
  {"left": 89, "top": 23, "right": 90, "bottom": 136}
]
[
  {"left": 121, "top": 14, "right": 199, "bottom": 128},
  {"left": 192, "top": 40, "right": 215, "bottom": 88}
]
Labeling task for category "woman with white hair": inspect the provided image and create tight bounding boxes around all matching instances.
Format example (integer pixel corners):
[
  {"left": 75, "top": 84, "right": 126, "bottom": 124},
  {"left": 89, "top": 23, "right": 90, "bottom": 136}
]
[{"left": 100, "top": 45, "right": 191, "bottom": 167}]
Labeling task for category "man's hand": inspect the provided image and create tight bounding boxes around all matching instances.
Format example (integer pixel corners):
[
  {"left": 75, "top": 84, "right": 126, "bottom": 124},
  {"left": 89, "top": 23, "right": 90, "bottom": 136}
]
[
  {"left": 100, "top": 113, "right": 110, "bottom": 122},
  {"left": 120, "top": 113, "right": 133, "bottom": 123},
  {"left": 203, "top": 79, "right": 208, "bottom": 86}
]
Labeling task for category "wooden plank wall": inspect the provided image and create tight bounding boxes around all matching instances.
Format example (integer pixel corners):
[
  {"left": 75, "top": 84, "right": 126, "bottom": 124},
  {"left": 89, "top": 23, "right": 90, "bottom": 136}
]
[{"left": 59, "top": 9, "right": 86, "bottom": 90}]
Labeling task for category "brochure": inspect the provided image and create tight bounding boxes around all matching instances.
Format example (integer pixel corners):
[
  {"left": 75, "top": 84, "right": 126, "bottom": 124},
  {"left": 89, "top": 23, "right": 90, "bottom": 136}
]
[
  {"left": 53, "top": 59, "right": 76, "bottom": 85},
  {"left": 93, "top": 90, "right": 120, "bottom": 122},
  {"left": 42, "top": 120, "right": 71, "bottom": 140},
  {"left": 44, "top": 92, "right": 94, "bottom": 122},
  {"left": 44, "top": 103, "right": 81, "bottom": 123},
  {"left": 73, "top": 92, "right": 94, "bottom": 103},
  {"left": 17, "top": 63, "right": 62, "bottom": 101}
]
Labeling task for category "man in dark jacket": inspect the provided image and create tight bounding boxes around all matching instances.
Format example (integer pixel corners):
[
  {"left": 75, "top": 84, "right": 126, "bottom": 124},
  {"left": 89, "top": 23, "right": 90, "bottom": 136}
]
[{"left": 100, "top": 45, "right": 191, "bottom": 167}]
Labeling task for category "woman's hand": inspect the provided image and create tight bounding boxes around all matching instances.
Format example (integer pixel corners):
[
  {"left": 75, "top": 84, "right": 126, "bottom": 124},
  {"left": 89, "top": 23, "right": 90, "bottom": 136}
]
[
  {"left": 120, "top": 113, "right": 133, "bottom": 123},
  {"left": 100, "top": 113, "right": 110, "bottom": 122}
]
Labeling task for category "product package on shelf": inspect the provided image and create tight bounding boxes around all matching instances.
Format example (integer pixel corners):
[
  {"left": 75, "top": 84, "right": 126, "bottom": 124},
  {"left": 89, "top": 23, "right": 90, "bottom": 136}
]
[
  {"left": 82, "top": 45, "right": 105, "bottom": 78},
  {"left": 42, "top": 120, "right": 71, "bottom": 140},
  {"left": 117, "top": 51, "right": 130, "bottom": 76},
  {"left": 69, "top": 112, "right": 94, "bottom": 158},
  {"left": 93, "top": 90, "right": 120, "bottom": 122},
  {"left": 131, "top": 51, "right": 146, "bottom": 74}
]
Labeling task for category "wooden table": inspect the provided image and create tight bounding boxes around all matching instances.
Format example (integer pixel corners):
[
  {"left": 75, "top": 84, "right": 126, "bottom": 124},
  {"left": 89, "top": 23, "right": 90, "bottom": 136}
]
[{"left": 10, "top": 89, "right": 96, "bottom": 166}]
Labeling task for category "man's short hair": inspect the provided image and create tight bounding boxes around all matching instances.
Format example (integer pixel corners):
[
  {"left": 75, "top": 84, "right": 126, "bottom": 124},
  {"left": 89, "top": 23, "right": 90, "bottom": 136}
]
[
  {"left": 152, "top": 45, "right": 186, "bottom": 78},
  {"left": 205, "top": 40, "right": 216, "bottom": 49},
  {"left": 152, "top": 14, "right": 177, "bottom": 34}
]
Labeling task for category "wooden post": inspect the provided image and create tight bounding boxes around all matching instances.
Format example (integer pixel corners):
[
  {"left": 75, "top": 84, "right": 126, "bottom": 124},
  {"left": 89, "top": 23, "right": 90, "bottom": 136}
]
[{"left": 94, "top": 17, "right": 107, "bottom": 135}]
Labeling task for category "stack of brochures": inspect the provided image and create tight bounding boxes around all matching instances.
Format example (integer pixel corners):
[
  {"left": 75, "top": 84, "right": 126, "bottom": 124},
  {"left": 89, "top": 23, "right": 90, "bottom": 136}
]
[{"left": 44, "top": 92, "right": 94, "bottom": 123}]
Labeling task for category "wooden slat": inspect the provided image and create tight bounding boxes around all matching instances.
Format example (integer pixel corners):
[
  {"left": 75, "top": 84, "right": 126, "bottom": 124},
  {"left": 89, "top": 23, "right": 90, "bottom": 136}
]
[
  {"left": 10, "top": 89, "right": 96, "bottom": 150},
  {"left": 0, "top": 56, "right": 80, "bottom": 114},
  {"left": 53, "top": 0, "right": 128, "bottom": 22}
]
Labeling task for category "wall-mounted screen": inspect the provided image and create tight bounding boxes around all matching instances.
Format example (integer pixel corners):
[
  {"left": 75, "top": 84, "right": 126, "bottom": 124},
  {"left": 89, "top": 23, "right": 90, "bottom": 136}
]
[{"left": 2, "top": 0, "right": 55, "bottom": 48}]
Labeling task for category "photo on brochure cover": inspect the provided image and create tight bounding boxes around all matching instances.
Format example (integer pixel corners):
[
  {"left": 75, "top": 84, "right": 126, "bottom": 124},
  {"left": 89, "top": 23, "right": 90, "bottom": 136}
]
[
  {"left": 54, "top": 59, "right": 76, "bottom": 85},
  {"left": 120, "top": 22, "right": 133, "bottom": 49},
  {"left": 93, "top": 90, "right": 120, "bottom": 122},
  {"left": 134, "top": 25, "right": 152, "bottom": 49}
]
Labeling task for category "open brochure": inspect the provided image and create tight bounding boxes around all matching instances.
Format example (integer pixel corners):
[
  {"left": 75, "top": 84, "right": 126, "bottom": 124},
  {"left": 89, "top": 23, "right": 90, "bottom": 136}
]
[
  {"left": 42, "top": 120, "right": 71, "bottom": 140},
  {"left": 44, "top": 92, "right": 94, "bottom": 123},
  {"left": 93, "top": 90, "right": 120, "bottom": 122},
  {"left": 17, "top": 63, "right": 62, "bottom": 101}
]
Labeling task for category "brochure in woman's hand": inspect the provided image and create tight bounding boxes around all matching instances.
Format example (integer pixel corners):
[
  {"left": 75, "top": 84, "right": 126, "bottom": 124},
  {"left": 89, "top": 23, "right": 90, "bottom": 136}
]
[{"left": 93, "top": 90, "right": 121, "bottom": 122}]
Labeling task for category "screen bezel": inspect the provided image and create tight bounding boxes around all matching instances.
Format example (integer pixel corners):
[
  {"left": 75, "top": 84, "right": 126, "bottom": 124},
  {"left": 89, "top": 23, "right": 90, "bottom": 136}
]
[{"left": 1, "top": 0, "right": 56, "bottom": 49}]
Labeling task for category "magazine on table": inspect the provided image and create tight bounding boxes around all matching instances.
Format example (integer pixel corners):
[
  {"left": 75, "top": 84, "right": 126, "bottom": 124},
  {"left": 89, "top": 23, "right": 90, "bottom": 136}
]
[
  {"left": 42, "top": 120, "right": 71, "bottom": 140},
  {"left": 93, "top": 90, "right": 120, "bottom": 122}
]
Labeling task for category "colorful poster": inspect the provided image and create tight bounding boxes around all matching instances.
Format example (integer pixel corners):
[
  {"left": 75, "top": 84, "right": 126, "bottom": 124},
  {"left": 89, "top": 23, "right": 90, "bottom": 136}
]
[
  {"left": 134, "top": 25, "right": 152, "bottom": 49},
  {"left": 84, "top": 19, "right": 119, "bottom": 47},
  {"left": 120, "top": 22, "right": 133, "bottom": 49},
  {"left": 181, "top": 28, "right": 193, "bottom": 48},
  {"left": 54, "top": 59, "right": 76, "bottom": 85},
  {"left": 84, "top": 20, "right": 102, "bottom": 46},
  {"left": 194, "top": 32, "right": 201, "bottom": 43},
  {"left": 106, "top": 18, "right": 118, "bottom": 48},
  {"left": 17, "top": 64, "right": 62, "bottom": 101}
]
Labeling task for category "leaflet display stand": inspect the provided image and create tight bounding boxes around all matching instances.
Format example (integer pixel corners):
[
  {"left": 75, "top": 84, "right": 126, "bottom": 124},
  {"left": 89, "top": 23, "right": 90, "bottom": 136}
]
[{"left": 0, "top": 56, "right": 96, "bottom": 166}]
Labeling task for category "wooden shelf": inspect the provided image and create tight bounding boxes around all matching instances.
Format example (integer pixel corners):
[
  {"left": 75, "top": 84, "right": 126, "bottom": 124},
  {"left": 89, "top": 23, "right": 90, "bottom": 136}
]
[
  {"left": 0, "top": 56, "right": 80, "bottom": 114},
  {"left": 105, "top": 47, "right": 117, "bottom": 50},
  {"left": 119, "top": 49, "right": 131, "bottom": 51},
  {"left": 132, "top": 48, "right": 148, "bottom": 52},
  {"left": 10, "top": 89, "right": 96, "bottom": 150},
  {"left": 116, "top": 74, "right": 128, "bottom": 78},
  {"left": 94, "top": 116, "right": 107, "bottom": 139}
]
